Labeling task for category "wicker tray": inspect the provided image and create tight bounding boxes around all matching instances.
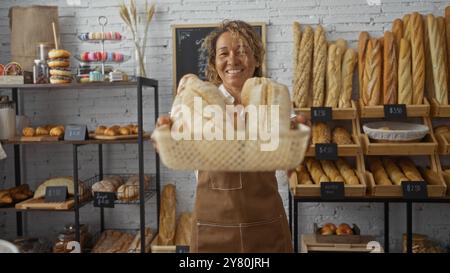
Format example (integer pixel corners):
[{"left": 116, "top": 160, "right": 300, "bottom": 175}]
[{"left": 152, "top": 124, "right": 311, "bottom": 171}]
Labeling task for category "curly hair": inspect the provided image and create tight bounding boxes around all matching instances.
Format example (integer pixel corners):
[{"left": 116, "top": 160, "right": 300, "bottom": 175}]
[{"left": 202, "top": 20, "right": 265, "bottom": 85}]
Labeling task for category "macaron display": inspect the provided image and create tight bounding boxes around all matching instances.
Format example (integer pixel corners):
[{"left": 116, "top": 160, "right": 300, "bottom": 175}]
[
  {"left": 79, "top": 52, "right": 124, "bottom": 62},
  {"left": 78, "top": 32, "right": 122, "bottom": 41}
]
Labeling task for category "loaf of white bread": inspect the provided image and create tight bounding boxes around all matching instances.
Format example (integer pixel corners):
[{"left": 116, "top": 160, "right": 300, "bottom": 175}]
[{"left": 33, "top": 177, "right": 88, "bottom": 201}]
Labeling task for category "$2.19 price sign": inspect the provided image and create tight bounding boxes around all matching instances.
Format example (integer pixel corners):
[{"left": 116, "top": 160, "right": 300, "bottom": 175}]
[
  {"left": 402, "top": 181, "right": 428, "bottom": 199},
  {"left": 384, "top": 104, "right": 407, "bottom": 120}
]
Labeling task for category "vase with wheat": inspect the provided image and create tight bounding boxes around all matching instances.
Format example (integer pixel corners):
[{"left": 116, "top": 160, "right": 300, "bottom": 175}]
[{"left": 120, "top": 0, "right": 155, "bottom": 78}]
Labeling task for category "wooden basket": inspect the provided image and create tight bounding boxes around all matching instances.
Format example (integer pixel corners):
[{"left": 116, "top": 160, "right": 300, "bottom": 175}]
[
  {"left": 152, "top": 125, "right": 310, "bottom": 171},
  {"left": 358, "top": 98, "right": 430, "bottom": 118},
  {"left": 289, "top": 154, "right": 367, "bottom": 197},
  {"left": 436, "top": 134, "right": 450, "bottom": 155},
  {"left": 294, "top": 100, "right": 357, "bottom": 120},
  {"left": 430, "top": 98, "right": 450, "bottom": 117},
  {"left": 365, "top": 155, "right": 447, "bottom": 197},
  {"left": 301, "top": 234, "right": 382, "bottom": 253}
]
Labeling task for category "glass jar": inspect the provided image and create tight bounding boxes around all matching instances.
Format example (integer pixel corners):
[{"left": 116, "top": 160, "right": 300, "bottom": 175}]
[
  {"left": 0, "top": 100, "right": 16, "bottom": 140},
  {"left": 36, "top": 42, "right": 52, "bottom": 61},
  {"left": 52, "top": 224, "right": 91, "bottom": 253},
  {"left": 33, "top": 59, "right": 49, "bottom": 84}
]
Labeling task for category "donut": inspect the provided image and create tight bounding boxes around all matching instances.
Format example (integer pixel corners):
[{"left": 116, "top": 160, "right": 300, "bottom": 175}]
[{"left": 48, "top": 49, "right": 71, "bottom": 59}]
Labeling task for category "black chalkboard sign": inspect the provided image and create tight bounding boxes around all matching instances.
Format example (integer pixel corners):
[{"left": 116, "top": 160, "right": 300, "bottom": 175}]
[
  {"left": 172, "top": 23, "right": 266, "bottom": 95},
  {"left": 311, "top": 107, "right": 332, "bottom": 123},
  {"left": 402, "top": 181, "right": 428, "bottom": 199},
  {"left": 45, "top": 186, "right": 68, "bottom": 202},
  {"left": 64, "top": 124, "right": 88, "bottom": 141},
  {"left": 384, "top": 104, "right": 407, "bottom": 120},
  {"left": 94, "top": 192, "right": 116, "bottom": 208},
  {"left": 315, "top": 143, "right": 338, "bottom": 160},
  {"left": 320, "top": 182, "right": 345, "bottom": 199}
]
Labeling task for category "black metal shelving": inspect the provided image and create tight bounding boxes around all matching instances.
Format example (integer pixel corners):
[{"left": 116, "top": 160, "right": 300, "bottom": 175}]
[{"left": 0, "top": 77, "right": 160, "bottom": 253}]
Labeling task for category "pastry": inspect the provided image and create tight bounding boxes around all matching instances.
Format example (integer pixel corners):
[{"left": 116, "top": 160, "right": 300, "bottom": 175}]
[
  {"left": 358, "top": 32, "right": 370, "bottom": 100},
  {"left": 312, "top": 25, "right": 327, "bottom": 107},
  {"left": 332, "top": 127, "right": 353, "bottom": 145},
  {"left": 363, "top": 39, "right": 382, "bottom": 106},
  {"left": 325, "top": 44, "right": 341, "bottom": 107},
  {"left": 305, "top": 158, "right": 330, "bottom": 184},
  {"left": 382, "top": 158, "right": 408, "bottom": 185},
  {"left": 312, "top": 122, "right": 330, "bottom": 144},
  {"left": 95, "top": 125, "right": 106, "bottom": 135},
  {"left": 22, "top": 127, "right": 35, "bottom": 137},
  {"left": 296, "top": 164, "right": 314, "bottom": 185},
  {"left": 383, "top": 31, "right": 398, "bottom": 104},
  {"left": 398, "top": 158, "right": 424, "bottom": 181},
  {"left": 368, "top": 157, "right": 392, "bottom": 185},
  {"left": 175, "top": 212, "right": 193, "bottom": 246},
  {"left": 293, "top": 26, "right": 313, "bottom": 108},
  {"left": 410, "top": 12, "right": 425, "bottom": 105},
  {"left": 159, "top": 184, "right": 176, "bottom": 246},
  {"left": 339, "top": 48, "right": 357, "bottom": 108},
  {"left": 335, "top": 158, "right": 359, "bottom": 185},
  {"left": 320, "top": 160, "right": 345, "bottom": 182},
  {"left": 105, "top": 175, "right": 125, "bottom": 189},
  {"left": 398, "top": 39, "right": 412, "bottom": 104}
]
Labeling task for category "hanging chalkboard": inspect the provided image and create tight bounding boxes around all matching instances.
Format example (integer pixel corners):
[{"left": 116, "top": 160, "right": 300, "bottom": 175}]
[{"left": 172, "top": 23, "right": 266, "bottom": 95}]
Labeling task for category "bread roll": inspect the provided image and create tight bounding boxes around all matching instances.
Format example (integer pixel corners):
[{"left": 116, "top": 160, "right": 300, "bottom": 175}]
[
  {"left": 116, "top": 175, "right": 151, "bottom": 201},
  {"left": 95, "top": 125, "right": 106, "bottom": 135},
  {"left": 335, "top": 158, "right": 359, "bottom": 185},
  {"left": 312, "top": 25, "right": 327, "bottom": 107},
  {"left": 410, "top": 12, "right": 425, "bottom": 104},
  {"left": 293, "top": 26, "right": 313, "bottom": 108},
  {"left": 398, "top": 39, "right": 413, "bottom": 104},
  {"left": 403, "top": 14, "right": 411, "bottom": 41},
  {"left": 159, "top": 184, "right": 176, "bottom": 246},
  {"left": 427, "top": 15, "right": 449, "bottom": 105},
  {"left": 91, "top": 180, "right": 117, "bottom": 194},
  {"left": 363, "top": 39, "right": 382, "bottom": 106},
  {"left": 106, "top": 175, "right": 125, "bottom": 189},
  {"left": 339, "top": 48, "right": 357, "bottom": 108},
  {"left": 35, "top": 126, "right": 49, "bottom": 136},
  {"left": 296, "top": 164, "right": 314, "bottom": 184},
  {"left": 305, "top": 158, "right": 330, "bottom": 184},
  {"left": 325, "top": 44, "right": 341, "bottom": 107},
  {"left": 382, "top": 158, "right": 408, "bottom": 185},
  {"left": 22, "top": 127, "right": 35, "bottom": 137},
  {"left": 320, "top": 160, "right": 345, "bottom": 182},
  {"left": 104, "top": 127, "right": 118, "bottom": 136},
  {"left": 368, "top": 157, "right": 392, "bottom": 185},
  {"left": 392, "top": 19, "right": 404, "bottom": 57},
  {"left": 175, "top": 212, "right": 193, "bottom": 246},
  {"left": 119, "top": 127, "right": 131, "bottom": 135},
  {"left": 332, "top": 127, "right": 353, "bottom": 145},
  {"left": 383, "top": 31, "right": 398, "bottom": 104},
  {"left": 358, "top": 32, "right": 370, "bottom": 102},
  {"left": 312, "top": 122, "right": 330, "bottom": 144},
  {"left": 49, "top": 126, "right": 64, "bottom": 137},
  {"left": 423, "top": 14, "right": 436, "bottom": 100},
  {"left": 398, "top": 158, "right": 424, "bottom": 181}
]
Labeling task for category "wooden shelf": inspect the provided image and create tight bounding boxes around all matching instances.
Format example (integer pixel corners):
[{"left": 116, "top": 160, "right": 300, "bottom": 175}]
[
  {"left": 358, "top": 98, "right": 430, "bottom": 118},
  {"left": 430, "top": 98, "right": 450, "bottom": 117},
  {"left": 436, "top": 134, "right": 450, "bottom": 155},
  {"left": 2, "top": 136, "right": 151, "bottom": 145},
  {"left": 294, "top": 100, "right": 357, "bottom": 120},
  {"left": 306, "top": 135, "right": 362, "bottom": 157}
]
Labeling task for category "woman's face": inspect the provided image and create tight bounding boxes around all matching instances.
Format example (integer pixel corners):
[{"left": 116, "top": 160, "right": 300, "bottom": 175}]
[{"left": 215, "top": 31, "right": 257, "bottom": 92}]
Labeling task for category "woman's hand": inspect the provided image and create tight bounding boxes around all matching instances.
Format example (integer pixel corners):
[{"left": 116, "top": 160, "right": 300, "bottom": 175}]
[{"left": 151, "top": 115, "right": 172, "bottom": 153}]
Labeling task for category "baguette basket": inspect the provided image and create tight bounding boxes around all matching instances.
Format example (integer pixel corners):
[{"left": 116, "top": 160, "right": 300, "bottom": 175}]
[{"left": 152, "top": 124, "right": 311, "bottom": 171}]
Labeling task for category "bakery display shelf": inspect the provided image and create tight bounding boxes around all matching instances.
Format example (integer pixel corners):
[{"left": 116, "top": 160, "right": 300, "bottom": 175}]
[
  {"left": 364, "top": 155, "right": 447, "bottom": 198},
  {"left": 83, "top": 173, "right": 156, "bottom": 205},
  {"left": 300, "top": 234, "right": 383, "bottom": 253},
  {"left": 0, "top": 80, "right": 141, "bottom": 90},
  {"left": 436, "top": 134, "right": 450, "bottom": 155},
  {"left": 73, "top": 55, "right": 131, "bottom": 64},
  {"left": 289, "top": 154, "right": 367, "bottom": 198},
  {"left": 294, "top": 100, "right": 357, "bottom": 120},
  {"left": 358, "top": 117, "right": 437, "bottom": 155},
  {"left": 430, "top": 98, "right": 450, "bottom": 117},
  {"left": 3, "top": 136, "right": 151, "bottom": 145},
  {"left": 358, "top": 98, "right": 430, "bottom": 118},
  {"left": 14, "top": 196, "right": 92, "bottom": 212}
]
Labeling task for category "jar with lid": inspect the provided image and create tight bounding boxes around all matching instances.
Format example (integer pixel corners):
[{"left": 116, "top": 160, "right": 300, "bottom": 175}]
[
  {"left": 52, "top": 224, "right": 91, "bottom": 253},
  {"left": 33, "top": 59, "right": 49, "bottom": 84},
  {"left": 0, "top": 100, "right": 16, "bottom": 140},
  {"left": 36, "top": 42, "right": 52, "bottom": 61}
]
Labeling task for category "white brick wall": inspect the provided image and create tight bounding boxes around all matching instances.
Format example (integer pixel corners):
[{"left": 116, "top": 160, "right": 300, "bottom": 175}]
[{"left": 1, "top": 0, "right": 449, "bottom": 253}]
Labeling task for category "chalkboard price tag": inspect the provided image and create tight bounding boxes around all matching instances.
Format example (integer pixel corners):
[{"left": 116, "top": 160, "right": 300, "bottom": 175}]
[
  {"left": 64, "top": 125, "right": 88, "bottom": 141},
  {"left": 320, "top": 182, "right": 345, "bottom": 199},
  {"left": 176, "top": 245, "right": 190, "bottom": 253},
  {"left": 94, "top": 192, "right": 116, "bottom": 208},
  {"left": 402, "top": 181, "right": 428, "bottom": 199},
  {"left": 311, "top": 107, "right": 332, "bottom": 123},
  {"left": 45, "top": 186, "right": 68, "bottom": 202},
  {"left": 384, "top": 104, "right": 407, "bottom": 120},
  {"left": 315, "top": 143, "right": 338, "bottom": 160}
]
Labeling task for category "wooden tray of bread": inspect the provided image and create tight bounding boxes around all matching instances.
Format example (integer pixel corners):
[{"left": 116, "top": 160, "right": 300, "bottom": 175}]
[
  {"left": 289, "top": 155, "right": 367, "bottom": 197},
  {"left": 314, "top": 223, "right": 374, "bottom": 244},
  {"left": 15, "top": 197, "right": 75, "bottom": 210},
  {"left": 90, "top": 124, "right": 149, "bottom": 140},
  {"left": 430, "top": 98, "right": 450, "bottom": 117},
  {"left": 358, "top": 98, "right": 430, "bottom": 118},
  {"left": 89, "top": 133, "right": 150, "bottom": 140},
  {"left": 301, "top": 234, "right": 382, "bottom": 253},
  {"left": 294, "top": 100, "right": 358, "bottom": 120},
  {"left": 365, "top": 155, "right": 447, "bottom": 197},
  {"left": 17, "top": 125, "right": 65, "bottom": 142}
]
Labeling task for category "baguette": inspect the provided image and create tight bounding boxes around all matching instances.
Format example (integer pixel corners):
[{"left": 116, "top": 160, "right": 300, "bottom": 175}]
[
  {"left": 382, "top": 158, "right": 408, "bottom": 185},
  {"left": 325, "top": 44, "right": 341, "bottom": 107},
  {"left": 383, "top": 31, "right": 398, "bottom": 104},
  {"left": 312, "top": 25, "right": 327, "bottom": 107},
  {"left": 296, "top": 164, "right": 314, "bottom": 185},
  {"left": 446, "top": 7, "right": 450, "bottom": 80},
  {"left": 335, "top": 158, "right": 359, "bottom": 185},
  {"left": 403, "top": 14, "right": 411, "bottom": 41},
  {"left": 339, "top": 48, "right": 357, "bottom": 108},
  {"left": 410, "top": 12, "right": 425, "bottom": 105},
  {"left": 358, "top": 32, "right": 370, "bottom": 104},
  {"left": 159, "top": 184, "right": 176, "bottom": 246},
  {"left": 175, "top": 213, "right": 193, "bottom": 246},
  {"left": 398, "top": 158, "right": 424, "bottom": 181},
  {"left": 392, "top": 18, "right": 404, "bottom": 57},
  {"left": 320, "top": 160, "right": 345, "bottom": 182},
  {"left": 292, "top": 22, "right": 302, "bottom": 106},
  {"left": 293, "top": 26, "right": 313, "bottom": 108},
  {"left": 423, "top": 14, "right": 436, "bottom": 100},
  {"left": 368, "top": 157, "right": 392, "bottom": 185},
  {"left": 363, "top": 39, "right": 382, "bottom": 106},
  {"left": 305, "top": 158, "right": 330, "bottom": 184},
  {"left": 437, "top": 16, "right": 449, "bottom": 105},
  {"left": 398, "top": 39, "right": 413, "bottom": 104},
  {"left": 335, "top": 38, "right": 347, "bottom": 53}
]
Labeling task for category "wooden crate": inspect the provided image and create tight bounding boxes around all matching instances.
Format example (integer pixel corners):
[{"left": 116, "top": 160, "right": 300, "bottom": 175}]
[
  {"left": 294, "top": 100, "right": 357, "bottom": 120},
  {"left": 301, "top": 234, "right": 383, "bottom": 253},
  {"left": 290, "top": 154, "right": 367, "bottom": 197},
  {"left": 430, "top": 98, "right": 450, "bottom": 117},
  {"left": 358, "top": 98, "right": 430, "bottom": 118},
  {"left": 358, "top": 118, "right": 437, "bottom": 155},
  {"left": 436, "top": 134, "right": 450, "bottom": 155},
  {"left": 306, "top": 119, "right": 362, "bottom": 157},
  {"left": 364, "top": 155, "right": 447, "bottom": 197}
]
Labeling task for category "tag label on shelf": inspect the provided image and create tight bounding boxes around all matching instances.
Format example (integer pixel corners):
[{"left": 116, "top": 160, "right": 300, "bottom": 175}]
[
  {"left": 176, "top": 245, "right": 190, "bottom": 253},
  {"left": 384, "top": 104, "right": 407, "bottom": 120},
  {"left": 311, "top": 107, "right": 332, "bottom": 123},
  {"left": 320, "top": 182, "right": 344, "bottom": 199},
  {"left": 94, "top": 192, "right": 116, "bottom": 208},
  {"left": 315, "top": 143, "right": 338, "bottom": 160},
  {"left": 45, "top": 186, "right": 68, "bottom": 202},
  {"left": 64, "top": 124, "right": 88, "bottom": 141},
  {"left": 402, "top": 181, "right": 428, "bottom": 199}
]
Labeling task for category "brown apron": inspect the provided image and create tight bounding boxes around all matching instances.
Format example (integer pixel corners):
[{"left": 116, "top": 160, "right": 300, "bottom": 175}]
[{"left": 190, "top": 171, "right": 293, "bottom": 253}]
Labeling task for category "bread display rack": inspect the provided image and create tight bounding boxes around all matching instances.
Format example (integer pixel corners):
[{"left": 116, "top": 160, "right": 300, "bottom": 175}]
[
  {"left": 358, "top": 98, "right": 431, "bottom": 118},
  {"left": 0, "top": 78, "right": 160, "bottom": 253}
]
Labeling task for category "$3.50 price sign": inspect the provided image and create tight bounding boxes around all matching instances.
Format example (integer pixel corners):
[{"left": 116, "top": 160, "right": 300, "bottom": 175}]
[{"left": 384, "top": 104, "right": 407, "bottom": 120}]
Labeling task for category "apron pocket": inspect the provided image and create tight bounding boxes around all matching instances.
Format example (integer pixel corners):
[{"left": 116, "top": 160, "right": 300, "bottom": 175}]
[
  {"left": 241, "top": 216, "right": 289, "bottom": 253},
  {"left": 197, "top": 222, "right": 243, "bottom": 253},
  {"left": 208, "top": 172, "right": 243, "bottom": 190}
]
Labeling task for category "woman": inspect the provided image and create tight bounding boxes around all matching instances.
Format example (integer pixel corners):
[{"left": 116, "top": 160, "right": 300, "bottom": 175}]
[{"left": 156, "top": 20, "right": 305, "bottom": 252}]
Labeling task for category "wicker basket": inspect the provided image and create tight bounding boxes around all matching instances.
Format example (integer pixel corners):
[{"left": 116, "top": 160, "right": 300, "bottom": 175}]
[{"left": 152, "top": 124, "right": 310, "bottom": 171}]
